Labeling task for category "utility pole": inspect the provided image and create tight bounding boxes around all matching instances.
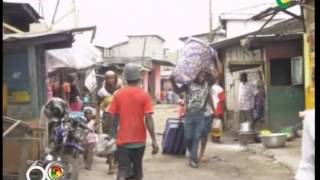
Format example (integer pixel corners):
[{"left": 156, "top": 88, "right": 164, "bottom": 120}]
[
  {"left": 72, "top": 0, "right": 77, "bottom": 27},
  {"left": 208, "top": 0, "right": 214, "bottom": 43},
  {"left": 51, "top": 0, "right": 61, "bottom": 25}
]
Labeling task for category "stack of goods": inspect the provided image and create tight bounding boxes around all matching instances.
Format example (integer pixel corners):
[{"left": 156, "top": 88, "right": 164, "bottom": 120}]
[{"left": 173, "top": 37, "right": 218, "bottom": 85}]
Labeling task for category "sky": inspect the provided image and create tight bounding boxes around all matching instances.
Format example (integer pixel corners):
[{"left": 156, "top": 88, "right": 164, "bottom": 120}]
[{"left": 5, "top": 0, "right": 299, "bottom": 49}]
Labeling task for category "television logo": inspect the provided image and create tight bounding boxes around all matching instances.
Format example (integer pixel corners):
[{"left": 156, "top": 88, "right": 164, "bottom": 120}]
[
  {"left": 276, "top": 0, "right": 299, "bottom": 9},
  {"left": 26, "top": 161, "right": 65, "bottom": 180}
]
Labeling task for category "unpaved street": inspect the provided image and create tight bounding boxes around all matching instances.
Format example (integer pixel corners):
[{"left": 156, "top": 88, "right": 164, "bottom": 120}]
[{"left": 79, "top": 105, "right": 293, "bottom": 180}]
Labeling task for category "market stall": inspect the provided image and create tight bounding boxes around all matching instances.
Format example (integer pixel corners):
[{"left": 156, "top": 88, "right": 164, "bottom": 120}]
[{"left": 45, "top": 42, "right": 103, "bottom": 104}]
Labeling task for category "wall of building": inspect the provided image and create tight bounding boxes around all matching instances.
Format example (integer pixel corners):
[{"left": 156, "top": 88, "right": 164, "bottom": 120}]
[
  {"left": 3, "top": 47, "right": 33, "bottom": 119},
  {"left": 303, "top": 0, "right": 315, "bottom": 109},
  {"left": 127, "top": 36, "right": 165, "bottom": 59},
  {"left": 222, "top": 46, "right": 262, "bottom": 111},
  {"left": 264, "top": 40, "right": 304, "bottom": 131},
  {"left": 109, "top": 43, "right": 129, "bottom": 57},
  {"left": 106, "top": 36, "right": 165, "bottom": 60},
  {"left": 143, "top": 71, "right": 149, "bottom": 92},
  {"left": 104, "top": 36, "right": 166, "bottom": 101}
]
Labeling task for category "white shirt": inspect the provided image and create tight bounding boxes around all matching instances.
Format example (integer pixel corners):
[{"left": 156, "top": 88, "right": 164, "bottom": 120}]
[
  {"left": 212, "top": 84, "right": 224, "bottom": 110},
  {"left": 204, "top": 84, "right": 224, "bottom": 117},
  {"left": 238, "top": 82, "right": 258, "bottom": 111},
  {"left": 97, "top": 87, "right": 112, "bottom": 98},
  {"left": 86, "top": 120, "right": 98, "bottom": 144},
  {"left": 295, "top": 109, "right": 315, "bottom": 180}
]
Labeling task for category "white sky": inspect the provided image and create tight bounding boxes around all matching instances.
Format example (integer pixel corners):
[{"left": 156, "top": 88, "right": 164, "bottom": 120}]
[{"left": 5, "top": 0, "right": 299, "bottom": 49}]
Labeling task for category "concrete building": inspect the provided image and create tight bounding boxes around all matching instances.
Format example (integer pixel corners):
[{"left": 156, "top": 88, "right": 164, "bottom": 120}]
[
  {"left": 96, "top": 35, "right": 174, "bottom": 102},
  {"left": 219, "top": 3, "right": 292, "bottom": 39},
  {"left": 211, "top": 18, "right": 304, "bottom": 132}
]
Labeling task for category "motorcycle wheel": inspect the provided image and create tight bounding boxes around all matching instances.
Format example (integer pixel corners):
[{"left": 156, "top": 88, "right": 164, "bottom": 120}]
[{"left": 60, "top": 155, "right": 79, "bottom": 180}]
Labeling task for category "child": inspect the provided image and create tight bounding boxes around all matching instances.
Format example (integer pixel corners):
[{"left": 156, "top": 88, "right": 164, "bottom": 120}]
[
  {"left": 211, "top": 79, "right": 225, "bottom": 143},
  {"left": 178, "top": 93, "right": 186, "bottom": 120},
  {"left": 83, "top": 107, "right": 97, "bottom": 170}
]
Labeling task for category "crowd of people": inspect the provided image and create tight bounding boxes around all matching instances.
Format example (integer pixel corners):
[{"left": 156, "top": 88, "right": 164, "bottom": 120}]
[{"left": 45, "top": 62, "right": 314, "bottom": 180}]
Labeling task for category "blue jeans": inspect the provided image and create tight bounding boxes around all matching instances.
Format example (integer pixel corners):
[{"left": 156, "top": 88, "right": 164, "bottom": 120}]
[{"left": 184, "top": 114, "right": 206, "bottom": 163}]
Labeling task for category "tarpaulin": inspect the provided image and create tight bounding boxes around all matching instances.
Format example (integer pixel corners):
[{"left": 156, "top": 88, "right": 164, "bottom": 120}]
[{"left": 45, "top": 42, "right": 102, "bottom": 73}]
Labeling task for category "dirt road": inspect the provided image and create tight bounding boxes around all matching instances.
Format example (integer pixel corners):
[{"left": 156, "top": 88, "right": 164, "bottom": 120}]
[{"left": 79, "top": 105, "right": 293, "bottom": 180}]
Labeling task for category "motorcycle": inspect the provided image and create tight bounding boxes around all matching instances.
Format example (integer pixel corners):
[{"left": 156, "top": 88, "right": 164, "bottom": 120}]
[
  {"left": 45, "top": 113, "right": 89, "bottom": 180},
  {"left": 39, "top": 98, "right": 90, "bottom": 180}
]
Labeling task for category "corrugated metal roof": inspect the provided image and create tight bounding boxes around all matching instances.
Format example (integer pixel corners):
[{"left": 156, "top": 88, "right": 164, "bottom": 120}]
[
  {"left": 3, "top": 30, "right": 71, "bottom": 41},
  {"left": 102, "top": 56, "right": 175, "bottom": 67},
  {"left": 127, "top": 35, "right": 166, "bottom": 42},
  {"left": 221, "top": 3, "right": 276, "bottom": 16},
  {"left": 3, "top": 26, "right": 96, "bottom": 42},
  {"left": 219, "top": 3, "right": 277, "bottom": 21},
  {"left": 179, "top": 26, "right": 226, "bottom": 42},
  {"left": 210, "top": 18, "right": 303, "bottom": 50},
  {"left": 106, "top": 41, "right": 129, "bottom": 49}
]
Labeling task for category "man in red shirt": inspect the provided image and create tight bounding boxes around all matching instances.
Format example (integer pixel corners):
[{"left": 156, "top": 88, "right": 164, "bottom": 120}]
[{"left": 106, "top": 63, "right": 159, "bottom": 180}]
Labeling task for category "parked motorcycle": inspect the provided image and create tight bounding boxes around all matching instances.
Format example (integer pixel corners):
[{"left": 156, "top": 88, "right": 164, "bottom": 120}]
[{"left": 41, "top": 98, "right": 90, "bottom": 180}]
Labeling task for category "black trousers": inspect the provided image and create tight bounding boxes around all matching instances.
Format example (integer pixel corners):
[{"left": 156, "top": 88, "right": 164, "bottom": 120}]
[{"left": 116, "top": 146, "right": 146, "bottom": 180}]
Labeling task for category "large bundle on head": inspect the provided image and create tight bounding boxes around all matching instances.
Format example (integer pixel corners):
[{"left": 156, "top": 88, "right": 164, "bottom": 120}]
[{"left": 173, "top": 37, "right": 219, "bottom": 85}]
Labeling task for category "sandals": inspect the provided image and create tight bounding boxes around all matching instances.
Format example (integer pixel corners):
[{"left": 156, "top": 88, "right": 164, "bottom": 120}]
[{"left": 200, "top": 156, "right": 210, "bottom": 163}]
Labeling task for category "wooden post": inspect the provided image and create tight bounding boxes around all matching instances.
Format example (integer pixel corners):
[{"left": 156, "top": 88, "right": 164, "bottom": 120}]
[
  {"left": 28, "top": 46, "right": 40, "bottom": 117},
  {"left": 18, "top": 138, "right": 31, "bottom": 180},
  {"left": 208, "top": 0, "right": 214, "bottom": 42}
]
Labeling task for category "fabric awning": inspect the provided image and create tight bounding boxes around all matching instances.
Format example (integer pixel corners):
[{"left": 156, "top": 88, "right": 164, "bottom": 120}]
[{"left": 45, "top": 42, "right": 103, "bottom": 73}]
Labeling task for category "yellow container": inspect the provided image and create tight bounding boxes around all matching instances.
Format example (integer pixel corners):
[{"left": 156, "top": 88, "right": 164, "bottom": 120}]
[
  {"left": 11, "top": 91, "right": 31, "bottom": 103},
  {"left": 212, "top": 118, "right": 222, "bottom": 138},
  {"left": 3, "top": 84, "right": 8, "bottom": 115}
]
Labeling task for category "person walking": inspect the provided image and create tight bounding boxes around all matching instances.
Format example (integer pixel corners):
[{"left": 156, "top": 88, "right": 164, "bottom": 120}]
[
  {"left": 64, "top": 75, "right": 82, "bottom": 111},
  {"left": 106, "top": 63, "right": 159, "bottom": 180},
  {"left": 83, "top": 107, "right": 98, "bottom": 170},
  {"left": 295, "top": 109, "right": 315, "bottom": 180},
  {"left": 238, "top": 72, "right": 258, "bottom": 130},
  {"left": 252, "top": 78, "right": 265, "bottom": 131},
  {"left": 211, "top": 79, "right": 225, "bottom": 143},
  {"left": 170, "top": 71, "right": 214, "bottom": 168},
  {"left": 177, "top": 93, "right": 186, "bottom": 120},
  {"left": 166, "top": 89, "right": 174, "bottom": 104},
  {"left": 198, "top": 102, "right": 213, "bottom": 163},
  {"left": 96, "top": 70, "right": 121, "bottom": 135}
]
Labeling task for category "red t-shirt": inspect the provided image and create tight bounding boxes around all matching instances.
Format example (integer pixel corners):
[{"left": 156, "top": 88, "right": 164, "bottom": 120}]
[{"left": 108, "top": 86, "right": 154, "bottom": 146}]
